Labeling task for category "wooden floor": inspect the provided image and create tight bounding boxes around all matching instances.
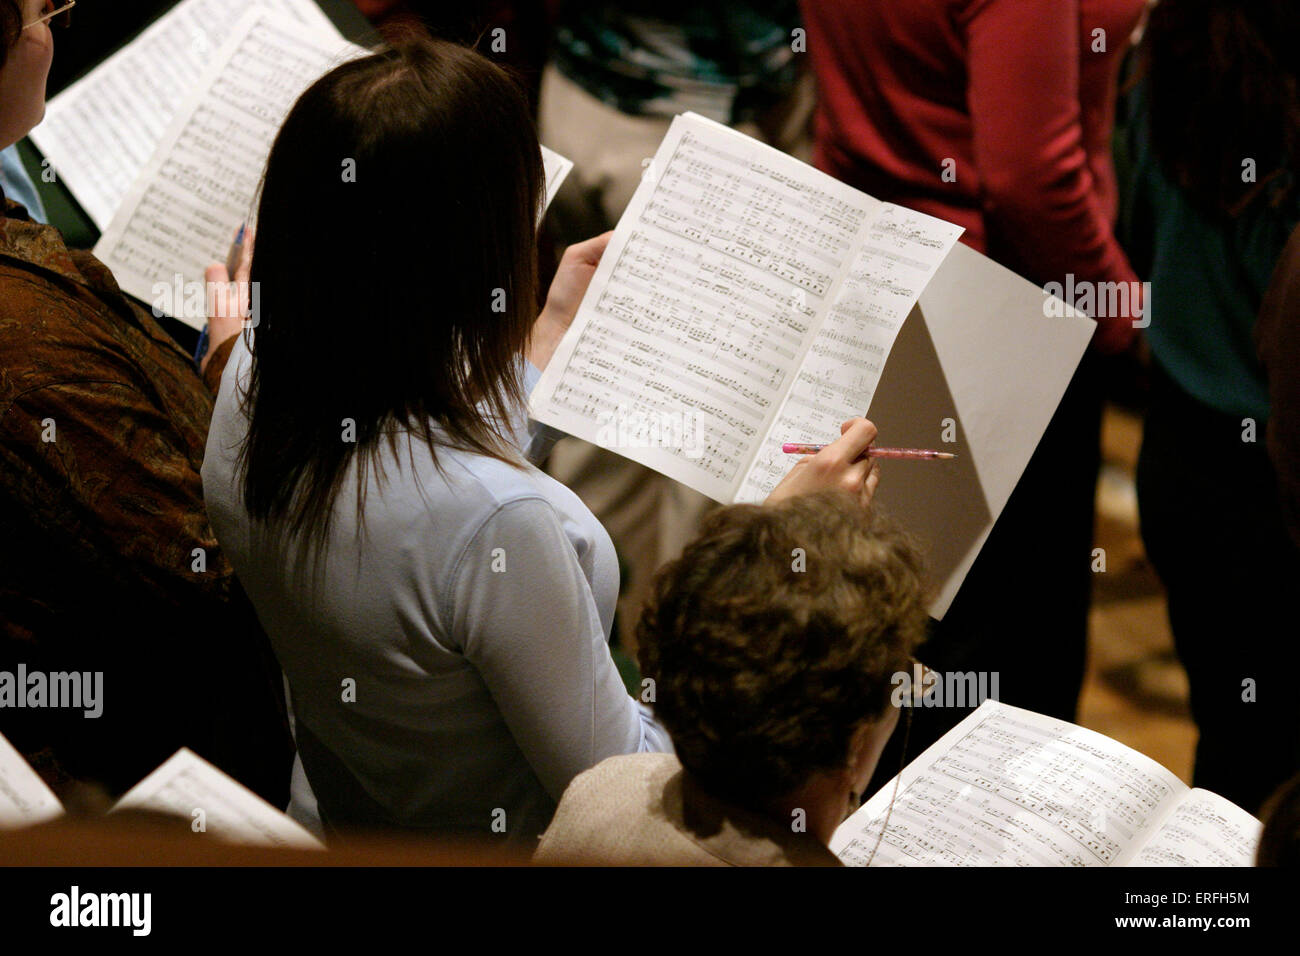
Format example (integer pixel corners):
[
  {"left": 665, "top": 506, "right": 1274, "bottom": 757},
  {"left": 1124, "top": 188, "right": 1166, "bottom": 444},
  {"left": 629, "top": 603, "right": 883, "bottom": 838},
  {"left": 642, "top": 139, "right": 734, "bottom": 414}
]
[{"left": 1080, "top": 404, "right": 1196, "bottom": 782}]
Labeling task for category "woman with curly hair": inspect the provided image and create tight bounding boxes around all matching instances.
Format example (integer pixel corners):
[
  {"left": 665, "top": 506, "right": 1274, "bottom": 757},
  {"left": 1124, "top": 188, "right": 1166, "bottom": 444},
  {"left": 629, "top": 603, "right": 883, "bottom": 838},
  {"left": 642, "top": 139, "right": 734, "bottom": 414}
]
[{"left": 536, "top": 490, "right": 927, "bottom": 865}]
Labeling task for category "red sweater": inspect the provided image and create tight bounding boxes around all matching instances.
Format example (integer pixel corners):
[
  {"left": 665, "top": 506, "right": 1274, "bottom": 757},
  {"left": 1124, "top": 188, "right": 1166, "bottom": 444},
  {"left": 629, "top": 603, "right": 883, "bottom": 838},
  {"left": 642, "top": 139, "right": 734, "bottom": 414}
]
[{"left": 802, "top": 0, "right": 1143, "bottom": 301}]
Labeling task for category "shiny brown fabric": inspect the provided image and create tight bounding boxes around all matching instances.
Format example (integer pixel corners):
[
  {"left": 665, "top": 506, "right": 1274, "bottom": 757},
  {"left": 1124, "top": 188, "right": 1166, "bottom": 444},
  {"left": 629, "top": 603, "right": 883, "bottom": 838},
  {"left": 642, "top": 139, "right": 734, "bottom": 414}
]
[{"left": 0, "top": 195, "right": 289, "bottom": 804}]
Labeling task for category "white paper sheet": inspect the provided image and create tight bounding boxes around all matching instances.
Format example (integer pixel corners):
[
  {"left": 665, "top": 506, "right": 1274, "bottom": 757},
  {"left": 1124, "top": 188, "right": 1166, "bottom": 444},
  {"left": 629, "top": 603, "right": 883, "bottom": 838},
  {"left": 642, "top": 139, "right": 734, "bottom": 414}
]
[
  {"left": 867, "top": 243, "right": 1096, "bottom": 617},
  {"left": 1130, "top": 789, "right": 1262, "bottom": 867},
  {"left": 0, "top": 731, "right": 64, "bottom": 829},
  {"left": 30, "top": 0, "right": 338, "bottom": 229},
  {"left": 540, "top": 145, "right": 573, "bottom": 216},
  {"left": 93, "top": 8, "right": 369, "bottom": 327},
  {"left": 529, "top": 112, "right": 962, "bottom": 503},
  {"left": 830, "top": 701, "right": 1190, "bottom": 867},
  {"left": 113, "top": 747, "right": 323, "bottom": 849}
]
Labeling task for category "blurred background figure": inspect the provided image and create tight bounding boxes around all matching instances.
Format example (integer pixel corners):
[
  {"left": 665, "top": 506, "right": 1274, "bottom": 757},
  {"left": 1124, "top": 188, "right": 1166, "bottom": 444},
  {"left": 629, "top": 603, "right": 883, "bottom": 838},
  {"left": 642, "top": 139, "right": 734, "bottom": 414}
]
[
  {"left": 1257, "top": 771, "right": 1300, "bottom": 867},
  {"left": 1257, "top": 223, "right": 1300, "bottom": 552},
  {"left": 1126, "top": 0, "right": 1300, "bottom": 813},
  {"left": 797, "top": 0, "right": 1146, "bottom": 758}
]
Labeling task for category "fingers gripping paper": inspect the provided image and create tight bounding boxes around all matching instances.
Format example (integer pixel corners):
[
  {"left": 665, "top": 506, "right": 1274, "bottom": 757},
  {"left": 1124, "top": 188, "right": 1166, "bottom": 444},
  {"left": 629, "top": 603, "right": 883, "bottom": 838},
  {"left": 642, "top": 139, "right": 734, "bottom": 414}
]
[{"left": 527, "top": 112, "right": 1095, "bottom": 617}]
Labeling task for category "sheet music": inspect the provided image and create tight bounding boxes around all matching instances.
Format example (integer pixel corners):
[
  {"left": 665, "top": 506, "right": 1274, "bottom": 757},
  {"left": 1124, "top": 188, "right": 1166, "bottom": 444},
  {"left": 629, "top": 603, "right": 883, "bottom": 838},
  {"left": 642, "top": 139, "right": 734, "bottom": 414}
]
[
  {"left": 530, "top": 113, "right": 959, "bottom": 502},
  {"left": 531, "top": 113, "right": 885, "bottom": 501},
  {"left": 830, "top": 701, "right": 1189, "bottom": 867},
  {"left": 736, "top": 204, "right": 963, "bottom": 501},
  {"left": 30, "top": 0, "right": 338, "bottom": 229},
  {"left": 93, "top": 9, "right": 369, "bottom": 327},
  {"left": 0, "top": 731, "right": 64, "bottom": 829},
  {"left": 1127, "top": 789, "right": 1261, "bottom": 867},
  {"left": 113, "top": 748, "right": 322, "bottom": 849}
]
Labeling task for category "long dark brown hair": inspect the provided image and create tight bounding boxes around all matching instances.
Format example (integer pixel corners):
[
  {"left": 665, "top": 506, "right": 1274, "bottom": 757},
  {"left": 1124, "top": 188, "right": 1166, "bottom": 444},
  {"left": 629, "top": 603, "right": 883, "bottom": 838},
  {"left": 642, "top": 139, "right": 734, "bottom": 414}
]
[
  {"left": 238, "top": 33, "right": 544, "bottom": 548},
  {"left": 1142, "top": 0, "right": 1300, "bottom": 219}
]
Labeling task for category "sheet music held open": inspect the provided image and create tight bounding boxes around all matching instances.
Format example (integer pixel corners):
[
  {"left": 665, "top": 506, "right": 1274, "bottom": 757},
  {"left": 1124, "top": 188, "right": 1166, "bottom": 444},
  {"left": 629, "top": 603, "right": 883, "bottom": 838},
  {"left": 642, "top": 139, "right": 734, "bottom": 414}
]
[
  {"left": 830, "top": 700, "right": 1261, "bottom": 867},
  {"left": 88, "top": 9, "right": 571, "bottom": 328},
  {"left": 91, "top": 9, "right": 369, "bottom": 328},
  {"left": 528, "top": 113, "right": 963, "bottom": 503},
  {"left": 30, "top": 0, "right": 338, "bottom": 229}
]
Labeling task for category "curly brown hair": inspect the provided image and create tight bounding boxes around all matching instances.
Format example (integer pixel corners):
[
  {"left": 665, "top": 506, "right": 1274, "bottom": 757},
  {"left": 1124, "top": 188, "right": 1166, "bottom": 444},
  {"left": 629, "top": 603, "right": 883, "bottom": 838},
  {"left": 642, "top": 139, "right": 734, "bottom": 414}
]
[{"left": 636, "top": 489, "right": 928, "bottom": 807}]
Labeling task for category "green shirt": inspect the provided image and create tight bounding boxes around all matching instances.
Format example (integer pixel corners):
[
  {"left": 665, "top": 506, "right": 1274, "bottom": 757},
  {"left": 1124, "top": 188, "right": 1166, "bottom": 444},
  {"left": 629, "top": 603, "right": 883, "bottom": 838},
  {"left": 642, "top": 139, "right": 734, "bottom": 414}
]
[{"left": 1127, "top": 82, "right": 1299, "bottom": 421}]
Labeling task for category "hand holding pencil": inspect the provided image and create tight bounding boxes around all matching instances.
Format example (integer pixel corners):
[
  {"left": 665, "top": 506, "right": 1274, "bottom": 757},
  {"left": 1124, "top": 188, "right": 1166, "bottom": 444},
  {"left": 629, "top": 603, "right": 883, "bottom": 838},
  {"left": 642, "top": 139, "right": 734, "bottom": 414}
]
[{"left": 765, "top": 418, "right": 882, "bottom": 509}]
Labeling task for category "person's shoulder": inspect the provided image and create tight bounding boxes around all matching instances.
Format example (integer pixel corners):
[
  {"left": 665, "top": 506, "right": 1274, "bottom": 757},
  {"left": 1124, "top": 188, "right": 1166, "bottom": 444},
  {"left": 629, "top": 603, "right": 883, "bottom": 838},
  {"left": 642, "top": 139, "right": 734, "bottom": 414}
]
[
  {"left": 0, "top": 264, "right": 152, "bottom": 403},
  {"left": 440, "top": 456, "right": 574, "bottom": 548},
  {"left": 568, "top": 752, "right": 682, "bottom": 798},
  {"left": 533, "top": 754, "right": 701, "bottom": 865}
]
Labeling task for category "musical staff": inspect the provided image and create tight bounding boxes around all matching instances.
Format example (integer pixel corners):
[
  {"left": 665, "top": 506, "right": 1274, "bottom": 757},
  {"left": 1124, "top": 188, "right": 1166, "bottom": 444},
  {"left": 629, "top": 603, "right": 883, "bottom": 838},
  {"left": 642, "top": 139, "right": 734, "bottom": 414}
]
[
  {"left": 830, "top": 701, "right": 1259, "bottom": 868},
  {"left": 529, "top": 113, "right": 961, "bottom": 503},
  {"left": 1132, "top": 791, "right": 1262, "bottom": 866},
  {"left": 94, "top": 11, "right": 367, "bottom": 326},
  {"left": 736, "top": 204, "right": 962, "bottom": 502},
  {"left": 114, "top": 748, "right": 322, "bottom": 848},
  {"left": 31, "top": 0, "right": 337, "bottom": 229}
]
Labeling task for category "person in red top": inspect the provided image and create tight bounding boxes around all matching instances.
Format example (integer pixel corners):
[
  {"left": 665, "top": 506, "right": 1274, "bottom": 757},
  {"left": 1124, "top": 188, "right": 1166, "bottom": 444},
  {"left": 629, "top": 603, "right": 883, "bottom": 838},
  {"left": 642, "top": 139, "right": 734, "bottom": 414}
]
[
  {"left": 803, "top": 0, "right": 1143, "bottom": 350},
  {"left": 798, "top": 1, "right": 1146, "bottom": 750}
]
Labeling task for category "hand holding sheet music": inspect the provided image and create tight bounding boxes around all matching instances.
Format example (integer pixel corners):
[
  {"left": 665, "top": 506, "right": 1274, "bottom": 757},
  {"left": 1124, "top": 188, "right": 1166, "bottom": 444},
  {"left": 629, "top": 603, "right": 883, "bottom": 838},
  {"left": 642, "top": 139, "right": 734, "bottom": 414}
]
[{"left": 528, "top": 112, "right": 963, "bottom": 504}]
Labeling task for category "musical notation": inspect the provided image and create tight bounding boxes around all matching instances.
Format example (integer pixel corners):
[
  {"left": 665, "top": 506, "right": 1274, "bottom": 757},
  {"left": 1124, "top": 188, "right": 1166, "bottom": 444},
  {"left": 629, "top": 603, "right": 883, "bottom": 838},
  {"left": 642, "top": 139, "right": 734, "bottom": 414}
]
[
  {"left": 529, "top": 114, "right": 961, "bottom": 502},
  {"left": 829, "top": 702, "right": 1261, "bottom": 868},
  {"left": 736, "top": 204, "right": 962, "bottom": 503},
  {"left": 1132, "top": 791, "right": 1261, "bottom": 866},
  {"left": 31, "top": 0, "right": 337, "bottom": 229},
  {"left": 114, "top": 748, "right": 321, "bottom": 848},
  {"left": 94, "top": 11, "right": 367, "bottom": 326}
]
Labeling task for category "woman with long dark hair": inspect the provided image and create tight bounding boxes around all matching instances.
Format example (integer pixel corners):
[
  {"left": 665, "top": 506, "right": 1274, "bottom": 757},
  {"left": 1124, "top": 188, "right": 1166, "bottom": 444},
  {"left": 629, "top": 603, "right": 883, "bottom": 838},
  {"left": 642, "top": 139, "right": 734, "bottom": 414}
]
[
  {"left": 1128, "top": 0, "right": 1300, "bottom": 813},
  {"left": 202, "top": 34, "right": 882, "bottom": 844}
]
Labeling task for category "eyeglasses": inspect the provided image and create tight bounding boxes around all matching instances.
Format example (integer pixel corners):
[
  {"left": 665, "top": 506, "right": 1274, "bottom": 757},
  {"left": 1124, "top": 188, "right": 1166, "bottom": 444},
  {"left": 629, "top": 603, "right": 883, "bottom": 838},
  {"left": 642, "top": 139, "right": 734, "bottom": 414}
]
[{"left": 22, "top": 0, "right": 75, "bottom": 30}]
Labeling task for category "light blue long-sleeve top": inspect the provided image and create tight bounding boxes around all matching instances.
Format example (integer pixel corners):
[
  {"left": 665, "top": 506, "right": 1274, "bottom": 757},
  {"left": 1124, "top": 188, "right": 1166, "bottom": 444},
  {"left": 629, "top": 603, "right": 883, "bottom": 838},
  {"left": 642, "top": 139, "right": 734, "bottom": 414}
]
[
  {"left": 202, "top": 333, "right": 671, "bottom": 844},
  {"left": 0, "top": 145, "right": 47, "bottom": 222}
]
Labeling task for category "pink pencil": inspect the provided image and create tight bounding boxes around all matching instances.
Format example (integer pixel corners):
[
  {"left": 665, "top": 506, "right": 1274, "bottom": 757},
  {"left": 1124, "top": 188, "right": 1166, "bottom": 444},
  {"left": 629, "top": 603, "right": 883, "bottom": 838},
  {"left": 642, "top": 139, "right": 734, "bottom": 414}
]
[{"left": 781, "top": 443, "right": 956, "bottom": 460}]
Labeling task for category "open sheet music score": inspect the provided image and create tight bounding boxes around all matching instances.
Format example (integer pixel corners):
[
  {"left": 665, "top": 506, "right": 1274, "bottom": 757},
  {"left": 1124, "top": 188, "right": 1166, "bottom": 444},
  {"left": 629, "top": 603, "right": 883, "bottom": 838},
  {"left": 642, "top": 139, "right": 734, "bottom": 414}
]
[
  {"left": 528, "top": 112, "right": 964, "bottom": 504},
  {"left": 30, "top": 0, "right": 338, "bottom": 229},
  {"left": 114, "top": 748, "right": 322, "bottom": 849},
  {"left": 84, "top": 6, "right": 572, "bottom": 328},
  {"left": 0, "top": 731, "right": 320, "bottom": 848},
  {"left": 92, "top": 8, "right": 369, "bottom": 327},
  {"left": 830, "top": 700, "right": 1262, "bottom": 867}
]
